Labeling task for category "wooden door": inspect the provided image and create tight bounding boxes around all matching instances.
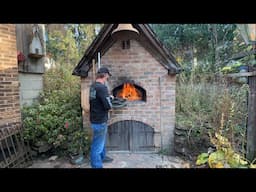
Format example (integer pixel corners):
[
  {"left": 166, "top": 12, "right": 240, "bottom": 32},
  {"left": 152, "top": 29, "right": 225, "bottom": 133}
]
[{"left": 106, "top": 120, "right": 154, "bottom": 151}]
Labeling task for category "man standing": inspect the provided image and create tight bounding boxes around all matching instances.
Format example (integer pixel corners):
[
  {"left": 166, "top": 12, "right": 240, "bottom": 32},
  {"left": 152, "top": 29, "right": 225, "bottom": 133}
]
[{"left": 89, "top": 67, "right": 113, "bottom": 168}]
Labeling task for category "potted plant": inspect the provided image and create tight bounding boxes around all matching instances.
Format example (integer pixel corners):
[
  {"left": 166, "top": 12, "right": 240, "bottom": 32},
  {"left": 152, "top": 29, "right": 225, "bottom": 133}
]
[{"left": 67, "top": 129, "right": 89, "bottom": 165}]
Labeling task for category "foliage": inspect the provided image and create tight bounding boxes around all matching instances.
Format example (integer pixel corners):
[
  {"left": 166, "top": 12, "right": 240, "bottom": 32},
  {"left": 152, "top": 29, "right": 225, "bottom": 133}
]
[
  {"left": 21, "top": 24, "right": 100, "bottom": 156},
  {"left": 151, "top": 24, "right": 246, "bottom": 77},
  {"left": 22, "top": 61, "right": 90, "bottom": 155},
  {"left": 221, "top": 61, "right": 244, "bottom": 74},
  {"left": 196, "top": 153, "right": 209, "bottom": 165},
  {"left": 46, "top": 29, "right": 79, "bottom": 65},
  {"left": 21, "top": 87, "right": 90, "bottom": 155},
  {"left": 43, "top": 62, "right": 80, "bottom": 92},
  {"left": 196, "top": 114, "right": 255, "bottom": 168},
  {"left": 68, "top": 24, "right": 101, "bottom": 57},
  {"left": 46, "top": 24, "right": 100, "bottom": 63},
  {"left": 65, "top": 123, "right": 90, "bottom": 155},
  {"left": 209, "top": 131, "right": 248, "bottom": 168},
  {"left": 176, "top": 76, "right": 248, "bottom": 157}
]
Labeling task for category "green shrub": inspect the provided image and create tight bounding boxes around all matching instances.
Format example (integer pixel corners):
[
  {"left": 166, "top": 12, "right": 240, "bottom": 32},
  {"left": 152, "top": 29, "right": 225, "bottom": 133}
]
[
  {"left": 22, "top": 86, "right": 90, "bottom": 156},
  {"left": 176, "top": 76, "right": 248, "bottom": 157},
  {"left": 196, "top": 114, "right": 254, "bottom": 168}
]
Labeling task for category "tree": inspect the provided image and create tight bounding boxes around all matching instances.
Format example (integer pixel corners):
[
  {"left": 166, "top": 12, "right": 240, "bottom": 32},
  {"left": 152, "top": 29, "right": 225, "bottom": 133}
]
[
  {"left": 46, "top": 24, "right": 102, "bottom": 66},
  {"left": 72, "top": 24, "right": 102, "bottom": 57},
  {"left": 151, "top": 24, "right": 243, "bottom": 77}
]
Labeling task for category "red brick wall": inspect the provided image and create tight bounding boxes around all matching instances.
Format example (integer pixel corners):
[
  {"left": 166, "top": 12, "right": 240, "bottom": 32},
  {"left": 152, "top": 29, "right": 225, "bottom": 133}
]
[
  {"left": 0, "top": 24, "right": 21, "bottom": 131},
  {"left": 83, "top": 39, "right": 176, "bottom": 151}
]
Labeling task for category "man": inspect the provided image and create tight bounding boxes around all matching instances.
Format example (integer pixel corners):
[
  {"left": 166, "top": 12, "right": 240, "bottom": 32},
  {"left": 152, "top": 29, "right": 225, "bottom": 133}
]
[{"left": 89, "top": 67, "right": 113, "bottom": 168}]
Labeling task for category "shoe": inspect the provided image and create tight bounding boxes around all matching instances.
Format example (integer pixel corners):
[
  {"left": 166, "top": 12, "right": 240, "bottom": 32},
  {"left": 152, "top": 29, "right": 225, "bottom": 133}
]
[{"left": 103, "top": 156, "right": 113, "bottom": 163}]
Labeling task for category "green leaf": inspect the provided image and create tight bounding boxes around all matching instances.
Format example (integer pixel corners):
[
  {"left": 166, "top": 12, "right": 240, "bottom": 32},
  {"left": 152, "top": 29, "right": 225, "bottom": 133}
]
[
  {"left": 196, "top": 153, "right": 209, "bottom": 165},
  {"left": 208, "top": 150, "right": 225, "bottom": 168}
]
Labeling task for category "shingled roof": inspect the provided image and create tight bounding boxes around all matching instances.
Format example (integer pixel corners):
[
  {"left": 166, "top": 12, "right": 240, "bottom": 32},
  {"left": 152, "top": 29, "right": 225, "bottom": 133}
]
[{"left": 72, "top": 24, "right": 182, "bottom": 77}]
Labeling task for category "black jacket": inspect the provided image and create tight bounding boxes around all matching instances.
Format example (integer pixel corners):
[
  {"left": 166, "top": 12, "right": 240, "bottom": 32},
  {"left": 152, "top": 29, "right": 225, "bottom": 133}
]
[{"left": 89, "top": 82, "right": 112, "bottom": 123}]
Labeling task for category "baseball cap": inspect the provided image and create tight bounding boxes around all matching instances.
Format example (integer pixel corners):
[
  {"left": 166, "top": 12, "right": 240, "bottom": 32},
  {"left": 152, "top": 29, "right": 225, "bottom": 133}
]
[{"left": 97, "top": 67, "right": 112, "bottom": 76}]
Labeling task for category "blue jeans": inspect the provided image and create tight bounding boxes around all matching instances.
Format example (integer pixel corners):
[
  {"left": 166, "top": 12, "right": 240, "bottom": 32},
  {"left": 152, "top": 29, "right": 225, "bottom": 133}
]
[{"left": 90, "top": 122, "right": 107, "bottom": 168}]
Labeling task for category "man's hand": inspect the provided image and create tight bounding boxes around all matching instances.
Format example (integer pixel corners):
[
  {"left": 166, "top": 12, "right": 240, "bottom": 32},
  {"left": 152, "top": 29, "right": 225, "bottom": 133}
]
[{"left": 110, "top": 95, "right": 115, "bottom": 100}]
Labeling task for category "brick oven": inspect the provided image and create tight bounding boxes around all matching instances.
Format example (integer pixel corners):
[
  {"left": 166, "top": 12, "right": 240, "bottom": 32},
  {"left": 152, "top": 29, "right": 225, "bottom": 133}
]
[{"left": 73, "top": 24, "right": 181, "bottom": 153}]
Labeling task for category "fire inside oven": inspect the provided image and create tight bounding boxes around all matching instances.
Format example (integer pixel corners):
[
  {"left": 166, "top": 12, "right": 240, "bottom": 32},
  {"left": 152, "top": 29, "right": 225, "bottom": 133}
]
[{"left": 113, "top": 82, "right": 146, "bottom": 101}]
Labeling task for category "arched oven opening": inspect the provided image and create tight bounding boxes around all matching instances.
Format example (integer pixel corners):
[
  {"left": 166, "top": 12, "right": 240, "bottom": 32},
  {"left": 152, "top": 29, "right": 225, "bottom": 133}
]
[{"left": 112, "top": 81, "right": 146, "bottom": 102}]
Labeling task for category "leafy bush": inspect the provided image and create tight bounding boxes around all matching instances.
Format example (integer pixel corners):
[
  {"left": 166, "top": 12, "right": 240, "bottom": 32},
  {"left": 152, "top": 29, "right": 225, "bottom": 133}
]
[
  {"left": 21, "top": 25, "right": 97, "bottom": 157},
  {"left": 22, "top": 88, "right": 90, "bottom": 156},
  {"left": 66, "top": 127, "right": 90, "bottom": 155},
  {"left": 196, "top": 114, "right": 256, "bottom": 168},
  {"left": 176, "top": 76, "right": 248, "bottom": 158}
]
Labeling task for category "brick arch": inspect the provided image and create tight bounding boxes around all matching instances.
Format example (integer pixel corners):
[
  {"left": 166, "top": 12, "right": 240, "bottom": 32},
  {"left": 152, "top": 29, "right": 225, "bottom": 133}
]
[
  {"left": 109, "top": 116, "right": 156, "bottom": 130},
  {"left": 111, "top": 79, "right": 146, "bottom": 91}
]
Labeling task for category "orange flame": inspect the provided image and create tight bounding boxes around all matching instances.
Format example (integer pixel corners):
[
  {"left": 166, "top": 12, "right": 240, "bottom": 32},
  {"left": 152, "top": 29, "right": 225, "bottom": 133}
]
[{"left": 117, "top": 83, "right": 142, "bottom": 101}]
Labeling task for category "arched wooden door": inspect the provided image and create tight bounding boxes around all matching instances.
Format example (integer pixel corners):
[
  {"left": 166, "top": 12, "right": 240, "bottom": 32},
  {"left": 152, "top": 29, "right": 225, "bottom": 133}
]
[{"left": 106, "top": 120, "right": 154, "bottom": 151}]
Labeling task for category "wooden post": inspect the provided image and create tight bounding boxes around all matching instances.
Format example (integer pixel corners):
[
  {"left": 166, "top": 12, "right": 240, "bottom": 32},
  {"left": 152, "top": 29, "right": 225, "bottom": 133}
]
[
  {"left": 80, "top": 77, "right": 89, "bottom": 112},
  {"left": 246, "top": 66, "right": 256, "bottom": 162},
  {"left": 92, "top": 59, "right": 96, "bottom": 82},
  {"left": 225, "top": 66, "right": 256, "bottom": 162},
  {"left": 88, "top": 59, "right": 96, "bottom": 141}
]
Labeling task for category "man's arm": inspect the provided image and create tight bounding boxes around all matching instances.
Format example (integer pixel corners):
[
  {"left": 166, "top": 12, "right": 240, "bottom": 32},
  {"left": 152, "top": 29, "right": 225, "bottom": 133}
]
[{"left": 97, "top": 85, "right": 112, "bottom": 110}]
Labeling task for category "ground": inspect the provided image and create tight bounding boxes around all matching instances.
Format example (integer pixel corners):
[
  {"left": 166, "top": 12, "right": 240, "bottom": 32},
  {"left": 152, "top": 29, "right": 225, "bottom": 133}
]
[{"left": 28, "top": 152, "right": 191, "bottom": 168}]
